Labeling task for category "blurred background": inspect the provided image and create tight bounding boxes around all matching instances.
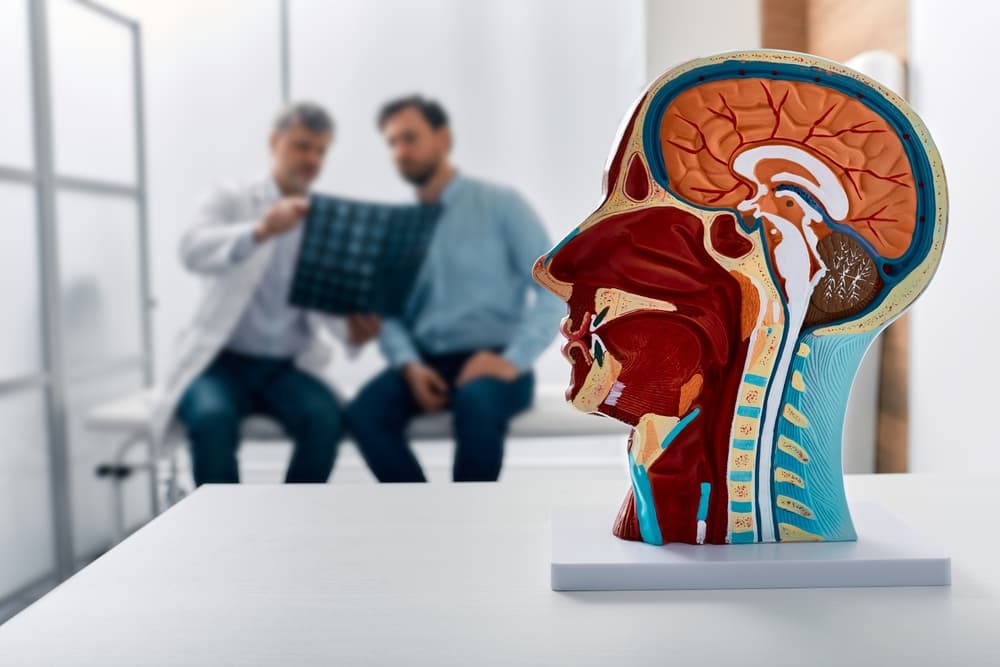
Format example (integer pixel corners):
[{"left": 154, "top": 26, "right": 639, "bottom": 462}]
[{"left": 0, "top": 0, "right": 989, "bottom": 621}]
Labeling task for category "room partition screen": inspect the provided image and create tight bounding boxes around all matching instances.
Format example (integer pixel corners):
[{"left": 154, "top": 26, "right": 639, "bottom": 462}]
[{"left": 0, "top": 0, "right": 152, "bottom": 611}]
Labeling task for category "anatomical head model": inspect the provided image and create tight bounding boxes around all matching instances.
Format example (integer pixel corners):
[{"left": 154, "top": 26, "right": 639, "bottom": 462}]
[{"left": 533, "top": 51, "right": 947, "bottom": 546}]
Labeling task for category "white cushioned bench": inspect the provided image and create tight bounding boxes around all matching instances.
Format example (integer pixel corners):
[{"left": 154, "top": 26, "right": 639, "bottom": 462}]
[
  {"left": 84, "top": 383, "right": 628, "bottom": 538},
  {"left": 85, "top": 384, "right": 625, "bottom": 441}
]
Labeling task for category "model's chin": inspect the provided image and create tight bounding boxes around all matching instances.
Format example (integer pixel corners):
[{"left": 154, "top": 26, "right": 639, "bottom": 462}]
[{"left": 567, "top": 354, "right": 623, "bottom": 415}]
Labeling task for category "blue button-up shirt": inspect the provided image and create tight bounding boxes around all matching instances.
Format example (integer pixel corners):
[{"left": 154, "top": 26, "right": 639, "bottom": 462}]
[{"left": 380, "top": 174, "right": 563, "bottom": 371}]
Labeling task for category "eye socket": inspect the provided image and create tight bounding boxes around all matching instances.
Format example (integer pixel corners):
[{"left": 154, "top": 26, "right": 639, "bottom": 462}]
[{"left": 623, "top": 154, "right": 650, "bottom": 201}]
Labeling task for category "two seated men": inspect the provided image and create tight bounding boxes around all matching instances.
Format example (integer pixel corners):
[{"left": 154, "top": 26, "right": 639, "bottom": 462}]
[{"left": 163, "top": 99, "right": 562, "bottom": 485}]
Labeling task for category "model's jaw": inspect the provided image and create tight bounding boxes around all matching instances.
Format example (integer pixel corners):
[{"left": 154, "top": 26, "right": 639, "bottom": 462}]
[
  {"left": 537, "top": 203, "right": 755, "bottom": 426},
  {"left": 560, "top": 284, "right": 703, "bottom": 424}
]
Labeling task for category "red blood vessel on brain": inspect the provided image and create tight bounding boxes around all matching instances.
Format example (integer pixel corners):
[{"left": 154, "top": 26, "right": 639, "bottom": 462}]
[{"left": 533, "top": 51, "right": 947, "bottom": 546}]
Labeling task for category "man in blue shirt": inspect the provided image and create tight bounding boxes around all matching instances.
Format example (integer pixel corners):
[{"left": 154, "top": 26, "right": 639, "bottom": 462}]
[{"left": 346, "top": 96, "right": 563, "bottom": 482}]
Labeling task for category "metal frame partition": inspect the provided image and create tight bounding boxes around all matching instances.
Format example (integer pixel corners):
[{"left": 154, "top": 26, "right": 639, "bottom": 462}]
[{"left": 0, "top": 0, "right": 152, "bottom": 608}]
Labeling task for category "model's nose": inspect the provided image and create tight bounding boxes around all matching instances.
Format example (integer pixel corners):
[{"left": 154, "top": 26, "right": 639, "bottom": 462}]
[{"left": 532, "top": 255, "right": 572, "bottom": 301}]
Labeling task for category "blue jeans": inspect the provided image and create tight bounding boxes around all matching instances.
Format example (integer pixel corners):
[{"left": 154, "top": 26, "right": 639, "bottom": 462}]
[
  {"left": 176, "top": 350, "right": 343, "bottom": 485},
  {"left": 345, "top": 349, "right": 534, "bottom": 482}
]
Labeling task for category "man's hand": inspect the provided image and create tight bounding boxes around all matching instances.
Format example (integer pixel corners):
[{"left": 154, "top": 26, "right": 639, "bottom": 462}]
[
  {"left": 346, "top": 314, "right": 381, "bottom": 345},
  {"left": 455, "top": 350, "right": 519, "bottom": 387},
  {"left": 254, "top": 196, "right": 309, "bottom": 242},
  {"left": 403, "top": 362, "right": 449, "bottom": 413}
]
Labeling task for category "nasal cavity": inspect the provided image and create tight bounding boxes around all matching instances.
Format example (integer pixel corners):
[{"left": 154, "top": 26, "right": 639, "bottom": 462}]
[{"left": 623, "top": 153, "right": 650, "bottom": 202}]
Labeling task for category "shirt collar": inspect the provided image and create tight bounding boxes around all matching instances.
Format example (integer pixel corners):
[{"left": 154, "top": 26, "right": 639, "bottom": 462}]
[
  {"left": 439, "top": 172, "right": 465, "bottom": 206},
  {"left": 262, "top": 173, "right": 282, "bottom": 202},
  {"left": 263, "top": 173, "right": 312, "bottom": 202}
]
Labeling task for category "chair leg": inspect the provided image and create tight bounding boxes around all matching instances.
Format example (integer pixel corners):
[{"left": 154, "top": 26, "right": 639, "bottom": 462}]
[
  {"left": 166, "top": 444, "right": 183, "bottom": 506},
  {"left": 96, "top": 430, "right": 175, "bottom": 542},
  {"left": 104, "top": 433, "right": 143, "bottom": 545},
  {"left": 110, "top": 472, "right": 126, "bottom": 546},
  {"left": 144, "top": 430, "right": 162, "bottom": 516}
]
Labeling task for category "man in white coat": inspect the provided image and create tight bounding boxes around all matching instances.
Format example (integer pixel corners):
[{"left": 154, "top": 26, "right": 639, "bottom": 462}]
[{"left": 152, "top": 103, "right": 380, "bottom": 485}]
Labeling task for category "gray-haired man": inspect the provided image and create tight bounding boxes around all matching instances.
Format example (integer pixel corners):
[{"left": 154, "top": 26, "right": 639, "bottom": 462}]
[{"left": 163, "top": 103, "right": 381, "bottom": 485}]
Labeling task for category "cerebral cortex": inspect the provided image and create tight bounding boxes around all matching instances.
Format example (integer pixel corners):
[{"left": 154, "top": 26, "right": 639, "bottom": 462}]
[{"left": 658, "top": 77, "right": 917, "bottom": 260}]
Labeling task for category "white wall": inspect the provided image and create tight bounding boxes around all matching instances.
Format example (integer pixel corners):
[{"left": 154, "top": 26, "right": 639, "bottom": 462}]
[
  {"left": 908, "top": 1, "right": 996, "bottom": 472},
  {"left": 645, "top": 0, "right": 761, "bottom": 80},
  {"left": 288, "top": 0, "right": 648, "bottom": 390}
]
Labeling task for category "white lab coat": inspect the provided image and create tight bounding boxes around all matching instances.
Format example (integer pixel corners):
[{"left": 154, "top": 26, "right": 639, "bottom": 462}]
[{"left": 149, "top": 176, "right": 353, "bottom": 445}]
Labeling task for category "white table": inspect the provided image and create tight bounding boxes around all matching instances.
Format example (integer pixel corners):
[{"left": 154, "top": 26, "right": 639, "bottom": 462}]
[{"left": 0, "top": 474, "right": 997, "bottom": 665}]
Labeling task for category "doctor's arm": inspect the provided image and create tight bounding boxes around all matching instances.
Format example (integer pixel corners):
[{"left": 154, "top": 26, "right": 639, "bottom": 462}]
[{"left": 178, "top": 186, "right": 306, "bottom": 275}]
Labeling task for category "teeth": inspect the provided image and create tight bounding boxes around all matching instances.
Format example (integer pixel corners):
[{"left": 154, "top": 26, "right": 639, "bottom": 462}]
[{"left": 604, "top": 380, "right": 626, "bottom": 406}]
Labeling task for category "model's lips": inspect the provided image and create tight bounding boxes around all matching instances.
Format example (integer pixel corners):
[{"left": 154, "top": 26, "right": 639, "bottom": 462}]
[
  {"left": 559, "top": 311, "right": 592, "bottom": 364},
  {"left": 559, "top": 309, "right": 594, "bottom": 403}
]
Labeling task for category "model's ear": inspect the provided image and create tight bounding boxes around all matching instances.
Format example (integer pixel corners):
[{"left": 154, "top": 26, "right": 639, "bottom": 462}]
[{"left": 440, "top": 126, "right": 453, "bottom": 154}]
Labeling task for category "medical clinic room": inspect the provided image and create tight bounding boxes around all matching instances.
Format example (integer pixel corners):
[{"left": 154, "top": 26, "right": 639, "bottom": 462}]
[{"left": 0, "top": 0, "right": 994, "bottom": 665}]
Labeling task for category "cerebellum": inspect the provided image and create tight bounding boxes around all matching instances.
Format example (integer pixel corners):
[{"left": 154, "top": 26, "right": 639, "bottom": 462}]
[{"left": 806, "top": 232, "right": 883, "bottom": 326}]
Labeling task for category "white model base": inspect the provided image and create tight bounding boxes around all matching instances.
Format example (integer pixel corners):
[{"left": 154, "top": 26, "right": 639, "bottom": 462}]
[{"left": 551, "top": 502, "right": 951, "bottom": 591}]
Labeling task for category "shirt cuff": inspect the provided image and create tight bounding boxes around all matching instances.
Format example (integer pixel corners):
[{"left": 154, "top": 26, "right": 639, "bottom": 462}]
[
  {"left": 502, "top": 347, "right": 534, "bottom": 374},
  {"left": 388, "top": 347, "right": 420, "bottom": 369}
]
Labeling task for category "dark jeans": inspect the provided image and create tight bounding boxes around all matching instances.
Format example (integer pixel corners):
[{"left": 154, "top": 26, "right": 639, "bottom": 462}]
[
  {"left": 176, "top": 350, "right": 343, "bottom": 486},
  {"left": 345, "top": 350, "right": 534, "bottom": 482}
]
